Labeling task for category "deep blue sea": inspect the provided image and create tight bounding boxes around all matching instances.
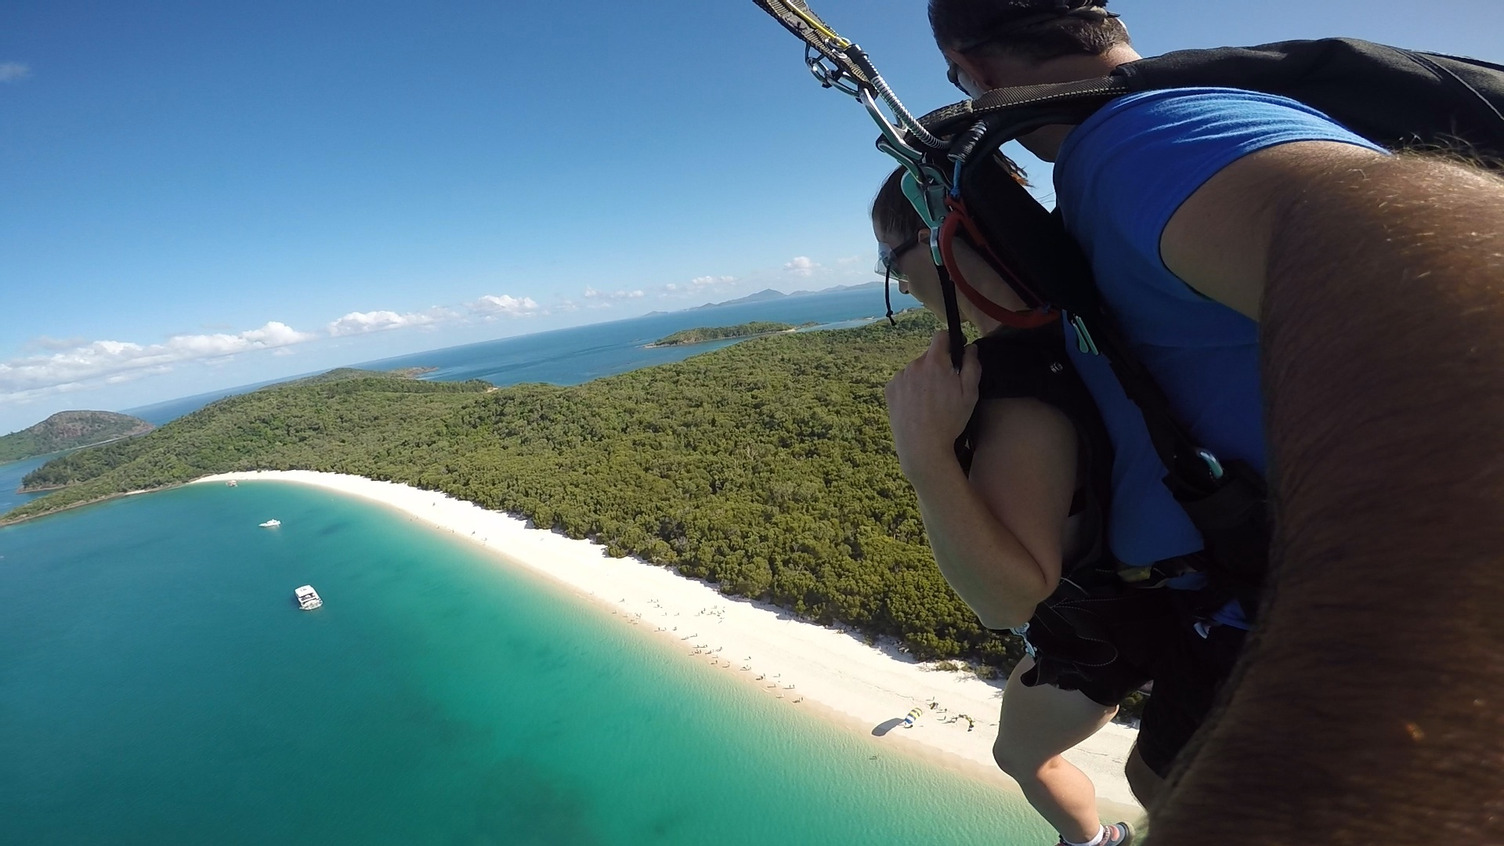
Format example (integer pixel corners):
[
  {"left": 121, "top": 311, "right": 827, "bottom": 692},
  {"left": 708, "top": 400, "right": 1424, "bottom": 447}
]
[{"left": 1, "top": 287, "right": 1060, "bottom": 844}]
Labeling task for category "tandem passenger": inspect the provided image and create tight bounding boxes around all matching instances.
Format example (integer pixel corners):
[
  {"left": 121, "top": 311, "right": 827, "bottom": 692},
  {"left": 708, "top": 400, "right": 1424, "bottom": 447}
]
[
  {"left": 873, "top": 168, "right": 1246, "bottom": 846},
  {"left": 927, "top": 0, "right": 1504, "bottom": 839}
]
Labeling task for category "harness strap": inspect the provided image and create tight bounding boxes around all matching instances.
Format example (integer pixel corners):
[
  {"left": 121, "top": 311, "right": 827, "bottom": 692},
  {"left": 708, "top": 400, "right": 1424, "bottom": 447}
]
[{"left": 937, "top": 197, "right": 1058, "bottom": 330}]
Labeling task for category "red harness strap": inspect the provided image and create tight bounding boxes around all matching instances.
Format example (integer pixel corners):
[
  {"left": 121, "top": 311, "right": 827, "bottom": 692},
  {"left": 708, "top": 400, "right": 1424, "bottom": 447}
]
[{"left": 939, "top": 196, "right": 1057, "bottom": 330}]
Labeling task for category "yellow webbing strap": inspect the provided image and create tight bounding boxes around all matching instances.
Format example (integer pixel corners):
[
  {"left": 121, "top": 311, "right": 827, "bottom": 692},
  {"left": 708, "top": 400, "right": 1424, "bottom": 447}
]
[{"left": 750, "top": 0, "right": 873, "bottom": 91}]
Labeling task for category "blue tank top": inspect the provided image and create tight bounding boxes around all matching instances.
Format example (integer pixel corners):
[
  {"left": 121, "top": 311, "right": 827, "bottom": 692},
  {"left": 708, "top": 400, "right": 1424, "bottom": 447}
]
[{"left": 1054, "top": 88, "right": 1384, "bottom": 625}]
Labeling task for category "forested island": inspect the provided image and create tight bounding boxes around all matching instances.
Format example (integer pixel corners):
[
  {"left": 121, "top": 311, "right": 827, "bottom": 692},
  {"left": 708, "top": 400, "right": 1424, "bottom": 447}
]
[
  {"left": 0, "top": 410, "right": 154, "bottom": 464},
  {"left": 5, "top": 316, "right": 1031, "bottom": 678},
  {"left": 648, "top": 321, "right": 814, "bottom": 348}
]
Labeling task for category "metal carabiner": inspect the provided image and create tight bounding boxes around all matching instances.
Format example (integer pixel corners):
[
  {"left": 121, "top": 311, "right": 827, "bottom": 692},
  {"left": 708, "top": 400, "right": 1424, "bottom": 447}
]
[
  {"left": 862, "top": 90, "right": 922, "bottom": 161},
  {"left": 1196, "top": 449, "right": 1226, "bottom": 481},
  {"left": 805, "top": 46, "right": 862, "bottom": 97}
]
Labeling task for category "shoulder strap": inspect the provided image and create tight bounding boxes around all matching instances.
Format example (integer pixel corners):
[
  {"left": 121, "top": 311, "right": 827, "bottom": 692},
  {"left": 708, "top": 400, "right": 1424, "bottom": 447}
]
[
  {"left": 1117, "top": 39, "right": 1504, "bottom": 162},
  {"left": 919, "top": 38, "right": 1504, "bottom": 163}
]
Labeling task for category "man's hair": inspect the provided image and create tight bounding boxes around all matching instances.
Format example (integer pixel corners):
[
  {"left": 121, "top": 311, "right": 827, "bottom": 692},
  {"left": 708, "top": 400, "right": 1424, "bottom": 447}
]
[
  {"left": 871, "top": 168, "right": 925, "bottom": 244},
  {"left": 928, "top": 0, "right": 1130, "bottom": 63}
]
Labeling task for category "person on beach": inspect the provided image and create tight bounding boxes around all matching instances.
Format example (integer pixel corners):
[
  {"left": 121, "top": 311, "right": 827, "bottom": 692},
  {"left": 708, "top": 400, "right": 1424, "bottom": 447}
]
[
  {"left": 876, "top": 168, "right": 1243, "bottom": 846},
  {"left": 927, "top": 0, "right": 1504, "bottom": 840}
]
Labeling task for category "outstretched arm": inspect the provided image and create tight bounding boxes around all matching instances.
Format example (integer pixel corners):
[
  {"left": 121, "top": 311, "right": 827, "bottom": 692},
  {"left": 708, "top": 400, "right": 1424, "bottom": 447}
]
[
  {"left": 1156, "top": 147, "right": 1504, "bottom": 841},
  {"left": 886, "top": 331, "right": 1078, "bottom": 630}
]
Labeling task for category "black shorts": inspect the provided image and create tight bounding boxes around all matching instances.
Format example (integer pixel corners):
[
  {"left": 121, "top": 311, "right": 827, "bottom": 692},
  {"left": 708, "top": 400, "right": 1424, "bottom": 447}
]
[
  {"left": 1019, "top": 587, "right": 1173, "bottom": 707},
  {"left": 1135, "top": 618, "right": 1247, "bottom": 777},
  {"left": 1018, "top": 586, "right": 1247, "bottom": 776}
]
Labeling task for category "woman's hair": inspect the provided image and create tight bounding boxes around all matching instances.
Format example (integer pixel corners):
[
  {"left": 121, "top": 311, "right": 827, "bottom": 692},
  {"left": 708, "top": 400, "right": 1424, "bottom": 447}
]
[
  {"left": 871, "top": 161, "right": 1028, "bottom": 243},
  {"left": 871, "top": 167, "right": 926, "bottom": 245}
]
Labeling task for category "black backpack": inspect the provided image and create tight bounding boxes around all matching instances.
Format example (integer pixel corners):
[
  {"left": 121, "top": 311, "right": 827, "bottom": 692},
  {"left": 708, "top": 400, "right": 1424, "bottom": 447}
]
[
  {"left": 919, "top": 37, "right": 1504, "bottom": 322},
  {"left": 912, "top": 38, "right": 1504, "bottom": 619}
]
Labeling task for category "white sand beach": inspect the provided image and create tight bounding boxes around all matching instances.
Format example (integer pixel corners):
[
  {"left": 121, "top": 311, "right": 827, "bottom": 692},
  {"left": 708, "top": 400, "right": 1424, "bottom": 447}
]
[{"left": 194, "top": 470, "right": 1142, "bottom": 817}]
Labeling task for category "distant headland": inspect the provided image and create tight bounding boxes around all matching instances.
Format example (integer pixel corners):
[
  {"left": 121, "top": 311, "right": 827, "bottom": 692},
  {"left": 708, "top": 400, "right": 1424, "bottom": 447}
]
[
  {"left": 646, "top": 321, "right": 816, "bottom": 348},
  {"left": 0, "top": 410, "right": 154, "bottom": 464}
]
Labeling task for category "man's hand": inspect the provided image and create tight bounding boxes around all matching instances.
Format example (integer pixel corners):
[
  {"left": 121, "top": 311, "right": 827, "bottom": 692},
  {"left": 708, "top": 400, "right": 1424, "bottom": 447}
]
[{"left": 885, "top": 331, "right": 980, "bottom": 480}]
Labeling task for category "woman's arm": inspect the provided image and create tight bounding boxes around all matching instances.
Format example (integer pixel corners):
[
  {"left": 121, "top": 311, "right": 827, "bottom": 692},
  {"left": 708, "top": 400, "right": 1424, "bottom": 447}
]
[{"left": 886, "top": 332, "right": 1079, "bottom": 630}]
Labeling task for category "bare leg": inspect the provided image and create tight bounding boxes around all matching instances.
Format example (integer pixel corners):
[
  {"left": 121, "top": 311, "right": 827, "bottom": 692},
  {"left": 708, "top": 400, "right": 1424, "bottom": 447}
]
[{"left": 994, "top": 657, "right": 1119, "bottom": 843}]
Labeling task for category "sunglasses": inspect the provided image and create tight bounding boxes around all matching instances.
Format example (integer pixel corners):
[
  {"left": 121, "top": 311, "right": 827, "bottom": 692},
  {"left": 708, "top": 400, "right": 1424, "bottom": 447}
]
[
  {"left": 947, "top": 62, "right": 989, "bottom": 98},
  {"left": 876, "top": 239, "right": 923, "bottom": 282}
]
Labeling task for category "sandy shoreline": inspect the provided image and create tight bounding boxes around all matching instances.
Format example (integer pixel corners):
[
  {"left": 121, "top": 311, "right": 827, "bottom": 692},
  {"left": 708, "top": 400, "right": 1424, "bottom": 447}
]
[{"left": 194, "top": 470, "right": 1142, "bottom": 817}]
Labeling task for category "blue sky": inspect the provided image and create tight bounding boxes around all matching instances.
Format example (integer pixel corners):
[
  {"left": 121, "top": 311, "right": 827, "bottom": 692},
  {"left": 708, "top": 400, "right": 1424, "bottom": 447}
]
[{"left": 1, "top": 0, "right": 1494, "bottom": 435}]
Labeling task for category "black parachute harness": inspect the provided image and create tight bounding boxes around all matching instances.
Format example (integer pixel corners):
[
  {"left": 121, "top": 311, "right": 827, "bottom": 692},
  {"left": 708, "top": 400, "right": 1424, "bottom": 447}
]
[
  {"left": 752, "top": 0, "right": 1059, "bottom": 372},
  {"left": 750, "top": 0, "right": 1273, "bottom": 622},
  {"left": 905, "top": 35, "right": 1504, "bottom": 621}
]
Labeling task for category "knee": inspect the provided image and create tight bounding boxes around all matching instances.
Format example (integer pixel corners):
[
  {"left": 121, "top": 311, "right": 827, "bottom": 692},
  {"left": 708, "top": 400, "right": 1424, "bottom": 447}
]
[{"left": 992, "top": 736, "right": 1050, "bottom": 780}]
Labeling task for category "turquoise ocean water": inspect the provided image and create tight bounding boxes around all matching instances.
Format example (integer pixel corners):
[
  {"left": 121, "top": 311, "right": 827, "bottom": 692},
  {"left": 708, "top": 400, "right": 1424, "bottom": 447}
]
[
  {"left": 3, "top": 289, "right": 1059, "bottom": 844},
  {"left": 0, "top": 482, "right": 1049, "bottom": 845}
]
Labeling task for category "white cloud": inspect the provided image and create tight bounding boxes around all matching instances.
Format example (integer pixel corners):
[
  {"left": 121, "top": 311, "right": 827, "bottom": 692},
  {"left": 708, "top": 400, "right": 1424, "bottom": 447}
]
[
  {"left": 326, "top": 310, "right": 441, "bottom": 336},
  {"left": 784, "top": 257, "right": 819, "bottom": 277},
  {"left": 0, "top": 62, "right": 29, "bottom": 83},
  {"left": 0, "top": 321, "right": 317, "bottom": 402},
  {"left": 837, "top": 255, "right": 863, "bottom": 265},
  {"left": 26, "top": 336, "right": 88, "bottom": 352},
  {"left": 658, "top": 274, "right": 741, "bottom": 300},
  {"left": 582, "top": 286, "right": 644, "bottom": 306},
  {"left": 468, "top": 294, "right": 540, "bottom": 318}
]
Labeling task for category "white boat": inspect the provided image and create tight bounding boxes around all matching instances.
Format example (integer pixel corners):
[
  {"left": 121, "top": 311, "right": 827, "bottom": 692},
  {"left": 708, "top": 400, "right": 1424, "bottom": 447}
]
[
  {"left": 259, "top": 519, "right": 281, "bottom": 528},
  {"left": 294, "top": 585, "right": 322, "bottom": 610}
]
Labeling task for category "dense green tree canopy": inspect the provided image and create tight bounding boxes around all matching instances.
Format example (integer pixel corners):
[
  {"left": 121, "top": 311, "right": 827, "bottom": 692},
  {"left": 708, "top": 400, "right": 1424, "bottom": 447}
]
[{"left": 7, "top": 316, "right": 1028, "bottom": 675}]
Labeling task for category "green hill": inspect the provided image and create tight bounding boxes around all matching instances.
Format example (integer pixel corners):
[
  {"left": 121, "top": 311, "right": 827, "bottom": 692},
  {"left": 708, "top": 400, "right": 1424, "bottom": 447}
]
[
  {"left": 0, "top": 410, "right": 154, "bottom": 463},
  {"left": 5, "top": 315, "right": 1025, "bottom": 675},
  {"left": 648, "top": 321, "right": 811, "bottom": 347}
]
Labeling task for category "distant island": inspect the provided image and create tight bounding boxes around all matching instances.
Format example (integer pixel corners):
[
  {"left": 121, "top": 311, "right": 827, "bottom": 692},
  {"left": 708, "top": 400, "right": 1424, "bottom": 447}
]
[
  {"left": 640, "top": 281, "right": 891, "bottom": 317},
  {"left": 647, "top": 322, "right": 816, "bottom": 348},
  {"left": 276, "top": 366, "right": 437, "bottom": 387},
  {"left": 0, "top": 410, "right": 154, "bottom": 464},
  {"left": 688, "top": 288, "right": 789, "bottom": 311}
]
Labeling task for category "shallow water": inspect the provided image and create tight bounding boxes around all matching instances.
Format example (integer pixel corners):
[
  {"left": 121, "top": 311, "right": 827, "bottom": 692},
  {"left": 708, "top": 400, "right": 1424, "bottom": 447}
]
[{"left": 0, "top": 481, "right": 1050, "bottom": 845}]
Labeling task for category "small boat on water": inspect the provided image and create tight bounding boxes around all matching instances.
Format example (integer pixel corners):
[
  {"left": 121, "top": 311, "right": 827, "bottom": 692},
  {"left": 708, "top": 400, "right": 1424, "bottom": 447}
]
[
  {"left": 259, "top": 519, "right": 281, "bottom": 528},
  {"left": 294, "top": 585, "right": 322, "bottom": 610}
]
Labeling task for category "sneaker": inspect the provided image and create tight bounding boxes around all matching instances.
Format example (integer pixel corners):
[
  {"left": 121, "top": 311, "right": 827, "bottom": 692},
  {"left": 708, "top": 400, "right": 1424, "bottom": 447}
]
[{"left": 1058, "top": 822, "right": 1135, "bottom": 846}]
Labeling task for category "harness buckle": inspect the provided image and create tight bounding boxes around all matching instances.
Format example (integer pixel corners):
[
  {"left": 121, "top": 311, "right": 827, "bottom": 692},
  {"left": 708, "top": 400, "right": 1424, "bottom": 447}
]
[
  {"left": 1069, "top": 314, "right": 1099, "bottom": 355},
  {"left": 1196, "top": 449, "right": 1225, "bottom": 481}
]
